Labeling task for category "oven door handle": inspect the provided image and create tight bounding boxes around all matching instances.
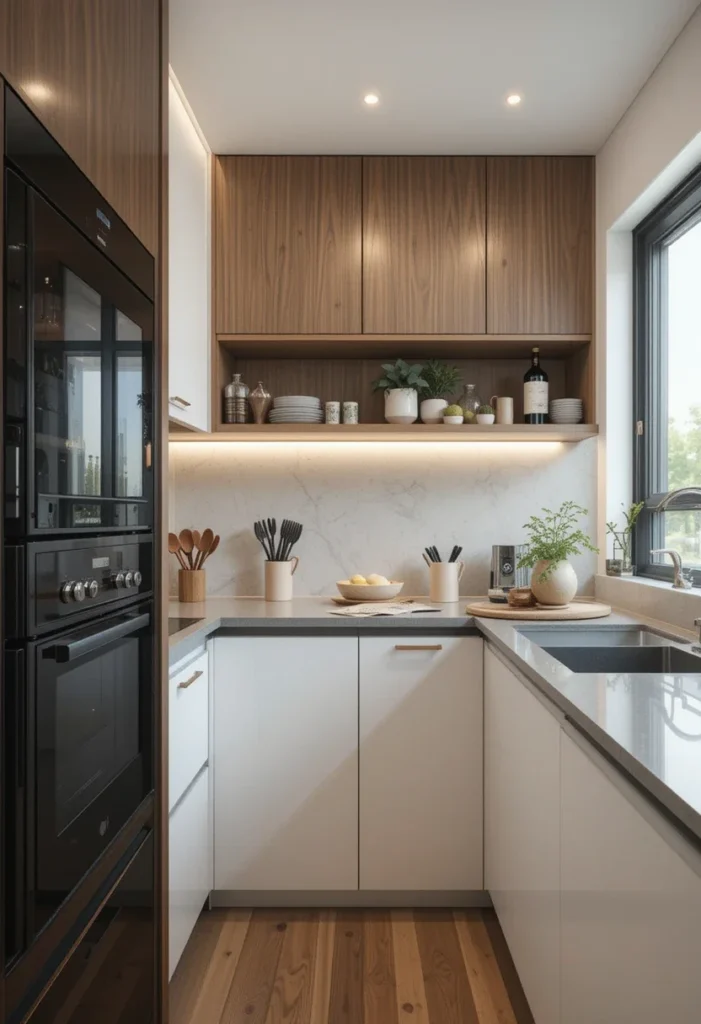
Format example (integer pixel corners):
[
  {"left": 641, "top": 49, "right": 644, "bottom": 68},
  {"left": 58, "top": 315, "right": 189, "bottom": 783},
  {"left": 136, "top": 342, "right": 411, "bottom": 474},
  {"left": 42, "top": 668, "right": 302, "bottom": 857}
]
[{"left": 45, "top": 612, "right": 151, "bottom": 663}]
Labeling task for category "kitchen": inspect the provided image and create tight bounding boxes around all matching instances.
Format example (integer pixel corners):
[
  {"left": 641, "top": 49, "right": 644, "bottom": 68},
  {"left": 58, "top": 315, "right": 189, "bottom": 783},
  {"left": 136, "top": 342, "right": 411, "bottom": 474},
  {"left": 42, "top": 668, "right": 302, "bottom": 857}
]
[{"left": 2, "top": 2, "right": 701, "bottom": 1023}]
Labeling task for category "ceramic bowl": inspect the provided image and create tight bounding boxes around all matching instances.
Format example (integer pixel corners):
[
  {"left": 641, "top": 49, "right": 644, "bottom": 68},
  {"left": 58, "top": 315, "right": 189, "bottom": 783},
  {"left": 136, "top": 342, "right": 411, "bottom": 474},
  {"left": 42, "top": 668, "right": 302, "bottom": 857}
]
[
  {"left": 476, "top": 413, "right": 495, "bottom": 425},
  {"left": 442, "top": 415, "right": 464, "bottom": 425},
  {"left": 336, "top": 580, "right": 404, "bottom": 602}
]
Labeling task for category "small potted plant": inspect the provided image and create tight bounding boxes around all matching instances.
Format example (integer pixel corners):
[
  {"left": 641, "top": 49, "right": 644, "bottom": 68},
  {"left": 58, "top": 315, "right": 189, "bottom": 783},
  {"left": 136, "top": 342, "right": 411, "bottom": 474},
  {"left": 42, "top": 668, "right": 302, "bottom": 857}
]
[
  {"left": 476, "top": 403, "right": 495, "bottom": 425},
  {"left": 606, "top": 501, "right": 644, "bottom": 576},
  {"left": 418, "top": 359, "right": 463, "bottom": 423},
  {"left": 518, "top": 501, "right": 599, "bottom": 606},
  {"left": 442, "top": 404, "right": 464, "bottom": 425},
  {"left": 372, "top": 359, "right": 428, "bottom": 424}
]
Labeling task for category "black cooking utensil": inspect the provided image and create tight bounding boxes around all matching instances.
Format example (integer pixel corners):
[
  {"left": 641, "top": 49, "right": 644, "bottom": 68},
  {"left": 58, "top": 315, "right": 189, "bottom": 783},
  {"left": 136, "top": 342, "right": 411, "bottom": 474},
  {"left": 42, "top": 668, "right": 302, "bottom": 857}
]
[
  {"left": 267, "top": 518, "right": 277, "bottom": 561},
  {"left": 430, "top": 546, "right": 441, "bottom": 563},
  {"left": 281, "top": 520, "right": 303, "bottom": 561},
  {"left": 449, "top": 545, "right": 463, "bottom": 563},
  {"left": 254, "top": 520, "right": 274, "bottom": 560},
  {"left": 275, "top": 518, "right": 290, "bottom": 560}
]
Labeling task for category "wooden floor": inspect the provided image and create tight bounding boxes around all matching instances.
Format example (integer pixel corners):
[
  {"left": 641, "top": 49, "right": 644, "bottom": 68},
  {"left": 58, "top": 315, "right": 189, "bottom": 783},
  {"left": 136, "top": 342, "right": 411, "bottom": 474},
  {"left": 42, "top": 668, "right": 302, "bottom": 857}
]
[{"left": 170, "top": 908, "right": 534, "bottom": 1024}]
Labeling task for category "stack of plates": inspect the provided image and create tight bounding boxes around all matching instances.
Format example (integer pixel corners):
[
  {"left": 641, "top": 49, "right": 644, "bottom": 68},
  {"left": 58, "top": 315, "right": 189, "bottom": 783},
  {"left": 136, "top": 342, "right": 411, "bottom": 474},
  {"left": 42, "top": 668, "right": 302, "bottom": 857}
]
[
  {"left": 269, "top": 396, "right": 323, "bottom": 423},
  {"left": 549, "top": 398, "right": 583, "bottom": 424}
]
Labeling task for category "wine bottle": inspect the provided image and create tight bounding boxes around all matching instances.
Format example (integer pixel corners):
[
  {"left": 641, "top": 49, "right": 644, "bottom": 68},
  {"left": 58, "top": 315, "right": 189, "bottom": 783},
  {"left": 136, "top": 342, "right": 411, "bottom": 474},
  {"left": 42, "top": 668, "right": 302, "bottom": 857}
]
[{"left": 523, "top": 347, "right": 548, "bottom": 424}]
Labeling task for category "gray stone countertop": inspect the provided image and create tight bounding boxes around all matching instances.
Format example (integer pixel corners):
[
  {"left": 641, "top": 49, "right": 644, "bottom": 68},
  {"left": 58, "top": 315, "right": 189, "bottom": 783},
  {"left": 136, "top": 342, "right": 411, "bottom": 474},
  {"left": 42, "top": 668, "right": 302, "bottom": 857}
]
[{"left": 168, "top": 595, "right": 701, "bottom": 849}]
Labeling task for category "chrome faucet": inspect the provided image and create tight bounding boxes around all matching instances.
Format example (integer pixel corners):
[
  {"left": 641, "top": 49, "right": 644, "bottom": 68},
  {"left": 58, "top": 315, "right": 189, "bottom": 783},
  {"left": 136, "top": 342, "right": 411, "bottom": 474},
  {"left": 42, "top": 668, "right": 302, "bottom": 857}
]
[
  {"left": 650, "top": 549, "right": 693, "bottom": 589},
  {"left": 647, "top": 487, "right": 701, "bottom": 510},
  {"left": 694, "top": 619, "right": 701, "bottom": 653}
]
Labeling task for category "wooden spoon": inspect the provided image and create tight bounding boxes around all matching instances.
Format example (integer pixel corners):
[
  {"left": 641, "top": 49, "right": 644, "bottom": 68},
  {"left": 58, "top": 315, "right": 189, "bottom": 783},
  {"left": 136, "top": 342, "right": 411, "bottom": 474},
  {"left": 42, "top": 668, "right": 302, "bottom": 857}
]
[
  {"left": 168, "top": 532, "right": 188, "bottom": 570},
  {"left": 196, "top": 528, "right": 214, "bottom": 569},
  {"left": 179, "top": 528, "right": 195, "bottom": 569},
  {"left": 202, "top": 533, "right": 219, "bottom": 566}
]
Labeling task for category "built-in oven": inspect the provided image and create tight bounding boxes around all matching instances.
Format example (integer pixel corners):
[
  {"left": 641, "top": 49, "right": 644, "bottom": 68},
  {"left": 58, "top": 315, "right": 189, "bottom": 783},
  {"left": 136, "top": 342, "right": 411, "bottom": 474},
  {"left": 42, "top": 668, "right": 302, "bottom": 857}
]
[
  {"left": 4, "top": 601, "right": 154, "bottom": 963},
  {"left": 4, "top": 85, "right": 154, "bottom": 536}
]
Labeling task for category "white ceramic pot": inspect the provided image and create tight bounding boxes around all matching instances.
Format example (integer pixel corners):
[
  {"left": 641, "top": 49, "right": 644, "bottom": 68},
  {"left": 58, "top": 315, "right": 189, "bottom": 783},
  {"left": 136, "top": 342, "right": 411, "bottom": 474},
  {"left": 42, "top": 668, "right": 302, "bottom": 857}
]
[
  {"left": 385, "top": 388, "right": 418, "bottom": 424},
  {"left": 530, "top": 559, "right": 578, "bottom": 606},
  {"left": 476, "top": 413, "right": 495, "bottom": 425},
  {"left": 443, "top": 415, "right": 464, "bottom": 425},
  {"left": 265, "top": 557, "right": 299, "bottom": 602},
  {"left": 420, "top": 398, "right": 448, "bottom": 424},
  {"left": 429, "top": 561, "right": 465, "bottom": 603}
]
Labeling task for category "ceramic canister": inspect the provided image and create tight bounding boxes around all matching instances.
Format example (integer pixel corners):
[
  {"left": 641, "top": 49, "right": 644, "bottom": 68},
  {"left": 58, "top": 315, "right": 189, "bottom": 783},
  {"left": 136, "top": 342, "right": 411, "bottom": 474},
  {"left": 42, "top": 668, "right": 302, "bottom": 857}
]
[
  {"left": 429, "top": 561, "right": 465, "bottom": 603},
  {"left": 265, "top": 557, "right": 300, "bottom": 601}
]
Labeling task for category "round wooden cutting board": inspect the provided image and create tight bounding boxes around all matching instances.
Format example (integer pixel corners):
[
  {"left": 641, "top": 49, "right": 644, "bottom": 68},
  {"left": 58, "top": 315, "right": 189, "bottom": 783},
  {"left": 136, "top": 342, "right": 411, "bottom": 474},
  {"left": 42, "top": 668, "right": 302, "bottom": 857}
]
[{"left": 465, "top": 600, "right": 612, "bottom": 621}]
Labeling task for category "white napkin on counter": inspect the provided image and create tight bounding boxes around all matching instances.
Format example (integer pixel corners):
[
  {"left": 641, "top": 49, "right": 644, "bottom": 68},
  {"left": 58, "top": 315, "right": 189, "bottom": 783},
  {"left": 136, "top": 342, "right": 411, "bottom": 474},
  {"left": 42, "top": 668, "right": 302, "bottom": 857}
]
[{"left": 330, "top": 601, "right": 441, "bottom": 617}]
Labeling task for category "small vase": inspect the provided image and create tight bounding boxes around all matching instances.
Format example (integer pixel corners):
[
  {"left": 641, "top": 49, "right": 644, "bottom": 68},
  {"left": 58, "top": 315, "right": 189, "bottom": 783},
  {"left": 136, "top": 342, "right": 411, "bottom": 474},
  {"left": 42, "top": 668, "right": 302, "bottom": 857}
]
[
  {"left": 460, "top": 384, "right": 482, "bottom": 423},
  {"left": 384, "top": 388, "right": 418, "bottom": 424},
  {"left": 476, "top": 413, "right": 495, "bottom": 425},
  {"left": 420, "top": 398, "right": 448, "bottom": 424},
  {"left": 249, "top": 380, "right": 273, "bottom": 424},
  {"left": 530, "top": 559, "right": 578, "bottom": 606}
]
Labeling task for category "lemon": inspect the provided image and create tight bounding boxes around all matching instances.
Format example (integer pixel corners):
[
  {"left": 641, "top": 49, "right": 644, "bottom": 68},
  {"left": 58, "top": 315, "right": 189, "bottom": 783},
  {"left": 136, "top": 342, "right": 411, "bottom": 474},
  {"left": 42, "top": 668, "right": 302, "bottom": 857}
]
[{"left": 350, "top": 574, "right": 367, "bottom": 585}]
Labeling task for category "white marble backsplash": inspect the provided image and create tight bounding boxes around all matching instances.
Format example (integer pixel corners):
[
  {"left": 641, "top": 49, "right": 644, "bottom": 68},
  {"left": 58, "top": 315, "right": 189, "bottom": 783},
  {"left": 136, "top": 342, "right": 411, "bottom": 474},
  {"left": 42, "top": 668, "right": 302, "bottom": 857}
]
[{"left": 169, "top": 439, "right": 598, "bottom": 597}]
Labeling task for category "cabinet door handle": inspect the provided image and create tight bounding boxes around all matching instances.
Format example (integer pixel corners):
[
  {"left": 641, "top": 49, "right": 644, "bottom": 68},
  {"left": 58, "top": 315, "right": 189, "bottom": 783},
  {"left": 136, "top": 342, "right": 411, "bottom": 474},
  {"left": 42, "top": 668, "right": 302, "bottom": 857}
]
[
  {"left": 169, "top": 395, "right": 192, "bottom": 409},
  {"left": 394, "top": 644, "right": 443, "bottom": 652},
  {"left": 178, "top": 669, "right": 204, "bottom": 689}
]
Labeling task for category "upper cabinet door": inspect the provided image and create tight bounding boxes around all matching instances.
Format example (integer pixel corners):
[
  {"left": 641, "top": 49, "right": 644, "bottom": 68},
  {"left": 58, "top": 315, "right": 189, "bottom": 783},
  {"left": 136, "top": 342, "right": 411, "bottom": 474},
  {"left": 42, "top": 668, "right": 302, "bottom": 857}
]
[
  {"left": 363, "top": 157, "right": 487, "bottom": 333},
  {"left": 214, "top": 156, "right": 362, "bottom": 334},
  {"left": 487, "top": 157, "right": 593, "bottom": 334},
  {"left": 1, "top": 0, "right": 160, "bottom": 255}
]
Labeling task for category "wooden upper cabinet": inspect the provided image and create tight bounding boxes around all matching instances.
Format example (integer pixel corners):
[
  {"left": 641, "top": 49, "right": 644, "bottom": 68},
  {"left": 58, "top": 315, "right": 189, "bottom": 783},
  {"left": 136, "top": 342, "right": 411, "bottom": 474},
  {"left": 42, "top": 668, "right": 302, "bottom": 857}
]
[
  {"left": 487, "top": 157, "right": 593, "bottom": 334},
  {"left": 214, "top": 156, "right": 362, "bottom": 334},
  {"left": 0, "top": 0, "right": 160, "bottom": 255},
  {"left": 362, "top": 157, "right": 486, "bottom": 334}
]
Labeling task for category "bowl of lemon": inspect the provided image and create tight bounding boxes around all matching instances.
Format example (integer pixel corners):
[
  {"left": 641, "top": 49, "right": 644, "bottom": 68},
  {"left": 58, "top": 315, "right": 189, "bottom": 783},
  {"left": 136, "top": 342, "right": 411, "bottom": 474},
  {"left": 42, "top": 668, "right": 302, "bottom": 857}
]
[{"left": 336, "top": 575, "right": 404, "bottom": 602}]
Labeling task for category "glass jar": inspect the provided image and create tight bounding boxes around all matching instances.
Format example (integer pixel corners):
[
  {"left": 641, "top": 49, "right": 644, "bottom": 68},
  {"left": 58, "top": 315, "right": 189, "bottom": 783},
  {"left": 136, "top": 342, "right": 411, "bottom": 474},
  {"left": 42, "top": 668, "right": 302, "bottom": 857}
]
[
  {"left": 223, "top": 373, "right": 249, "bottom": 424},
  {"left": 460, "top": 384, "right": 482, "bottom": 423}
]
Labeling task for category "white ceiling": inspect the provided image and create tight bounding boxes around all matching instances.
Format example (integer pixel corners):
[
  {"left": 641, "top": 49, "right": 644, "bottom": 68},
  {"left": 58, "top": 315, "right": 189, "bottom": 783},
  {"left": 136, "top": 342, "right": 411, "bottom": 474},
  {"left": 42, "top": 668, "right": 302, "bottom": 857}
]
[{"left": 170, "top": 0, "right": 700, "bottom": 155}]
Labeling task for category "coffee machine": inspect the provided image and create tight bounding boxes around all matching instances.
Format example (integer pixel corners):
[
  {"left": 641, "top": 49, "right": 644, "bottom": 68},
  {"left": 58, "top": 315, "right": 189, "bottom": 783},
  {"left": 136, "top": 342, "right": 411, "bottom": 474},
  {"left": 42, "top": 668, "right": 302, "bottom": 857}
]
[{"left": 488, "top": 545, "right": 529, "bottom": 602}]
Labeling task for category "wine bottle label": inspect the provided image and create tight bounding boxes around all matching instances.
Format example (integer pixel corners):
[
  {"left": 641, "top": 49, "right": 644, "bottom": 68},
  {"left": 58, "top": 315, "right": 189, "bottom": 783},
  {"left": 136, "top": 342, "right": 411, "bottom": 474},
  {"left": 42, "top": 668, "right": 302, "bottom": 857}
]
[{"left": 524, "top": 381, "right": 548, "bottom": 415}]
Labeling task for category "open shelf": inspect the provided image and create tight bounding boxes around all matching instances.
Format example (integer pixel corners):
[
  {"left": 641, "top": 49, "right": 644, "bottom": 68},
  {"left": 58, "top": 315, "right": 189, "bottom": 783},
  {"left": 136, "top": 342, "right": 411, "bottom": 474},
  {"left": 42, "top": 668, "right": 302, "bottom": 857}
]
[
  {"left": 217, "top": 333, "right": 592, "bottom": 359},
  {"left": 170, "top": 423, "right": 598, "bottom": 443}
]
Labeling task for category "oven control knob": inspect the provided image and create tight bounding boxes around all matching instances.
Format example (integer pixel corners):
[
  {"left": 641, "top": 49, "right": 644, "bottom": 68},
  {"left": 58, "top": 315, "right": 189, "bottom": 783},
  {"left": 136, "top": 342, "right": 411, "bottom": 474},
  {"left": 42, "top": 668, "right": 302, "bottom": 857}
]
[
  {"left": 132, "top": 570, "right": 142, "bottom": 587},
  {"left": 60, "top": 580, "right": 85, "bottom": 603},
  {"left": 110, "top": 571, "right": 126, "bottom": 589},
  {"left": 71, "top": 580, "right": 86, "bottom": 602},
  {"left": 124, "top": 571, "right": 135, "bottom": 589},
  {"left": 85, "top": 579, "right": 99, "bottom": 599}
]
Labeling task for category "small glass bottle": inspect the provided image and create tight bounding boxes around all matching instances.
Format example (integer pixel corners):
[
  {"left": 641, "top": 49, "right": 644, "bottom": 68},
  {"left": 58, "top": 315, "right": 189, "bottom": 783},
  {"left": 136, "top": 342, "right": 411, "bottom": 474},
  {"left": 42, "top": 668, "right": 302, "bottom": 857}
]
[
  {"left": 460, "top": 383, "right": 482, "bottom": 423},
  {"left": 223, "top": 373, "right": 249, "bottom": 424}
]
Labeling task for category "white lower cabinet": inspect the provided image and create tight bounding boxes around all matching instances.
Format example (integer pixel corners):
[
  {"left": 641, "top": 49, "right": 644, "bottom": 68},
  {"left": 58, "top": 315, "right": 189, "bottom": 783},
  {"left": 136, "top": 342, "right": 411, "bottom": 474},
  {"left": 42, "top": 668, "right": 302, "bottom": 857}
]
[
  {"left": 169, "top": 767, "right": 212, "bottom": 978},
  {"left": 213, "top": 636, "right": 359, "bottom": 891},
  {"left": 484, "top": 647, "right": 561, "bottom": 1024},
  {"left": 560, "top": 730, "right": 701, "bottom": 1024},
  {"left": 359, "top": 636, "right": 483, "bottom": 891}
]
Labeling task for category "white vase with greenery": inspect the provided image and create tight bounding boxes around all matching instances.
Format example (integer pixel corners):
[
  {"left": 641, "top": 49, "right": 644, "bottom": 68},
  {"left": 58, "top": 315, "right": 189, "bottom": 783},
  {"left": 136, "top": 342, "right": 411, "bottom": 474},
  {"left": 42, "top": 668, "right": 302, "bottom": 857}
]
[
  {"left": 518, "top": 501, "right": 599, "bottom": 606},
  {"left": 418, "top": 359, "right": 463, "bottom": 424},
  {"left": 372, "top": 359, "right": 428, "bottom": 425}
]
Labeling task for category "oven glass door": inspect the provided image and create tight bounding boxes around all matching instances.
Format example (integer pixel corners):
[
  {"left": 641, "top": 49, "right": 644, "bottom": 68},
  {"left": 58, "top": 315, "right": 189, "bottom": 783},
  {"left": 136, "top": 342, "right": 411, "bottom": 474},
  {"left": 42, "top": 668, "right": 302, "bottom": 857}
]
[
  {"left": 33, "top": 605, "right": 153, "bottom": 936},
  {"left": 5, "top": 169, "right": 154, "bottom": 534}
]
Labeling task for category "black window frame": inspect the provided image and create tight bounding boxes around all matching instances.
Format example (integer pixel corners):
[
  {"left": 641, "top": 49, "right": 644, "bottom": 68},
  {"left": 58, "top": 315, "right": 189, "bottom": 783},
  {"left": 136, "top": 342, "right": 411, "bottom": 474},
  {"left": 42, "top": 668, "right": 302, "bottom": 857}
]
[{"left": 633, "top": 162, "right": 701, "bottom": 587}]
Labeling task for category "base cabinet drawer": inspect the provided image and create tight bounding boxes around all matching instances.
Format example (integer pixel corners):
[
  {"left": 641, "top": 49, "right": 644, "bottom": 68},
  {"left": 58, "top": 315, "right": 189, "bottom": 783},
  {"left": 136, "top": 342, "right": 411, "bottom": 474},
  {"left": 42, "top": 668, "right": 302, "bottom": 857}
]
[
  {"left": 169, "top": 649, "right": 209, "bottom": 811},
  {"left": 169, "top": 767, "right": 211, "bottom": 978}
]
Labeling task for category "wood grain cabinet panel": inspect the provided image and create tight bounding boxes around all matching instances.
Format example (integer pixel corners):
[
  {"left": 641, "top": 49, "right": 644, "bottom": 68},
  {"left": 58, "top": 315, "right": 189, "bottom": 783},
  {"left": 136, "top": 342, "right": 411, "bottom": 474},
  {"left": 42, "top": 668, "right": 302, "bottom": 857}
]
[
  {"left": 362, "top": 157, "right": 486, "bottom": 334},
  {"left": 0, "top": 0, "right": 160, "bottom": 255},
  {"left": 214, "top": 156, "right": 362, "bottom": 334},
  {"left": 487, "top": 156, "right": 593, "bottom": 334}
]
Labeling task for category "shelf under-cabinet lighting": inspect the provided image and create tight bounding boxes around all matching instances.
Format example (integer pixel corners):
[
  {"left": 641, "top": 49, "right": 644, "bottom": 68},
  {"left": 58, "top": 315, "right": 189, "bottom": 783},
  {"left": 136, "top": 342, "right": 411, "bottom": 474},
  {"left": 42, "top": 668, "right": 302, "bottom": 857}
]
[{"left": 169, "top": 424, "right": 597, "bottom": 444}]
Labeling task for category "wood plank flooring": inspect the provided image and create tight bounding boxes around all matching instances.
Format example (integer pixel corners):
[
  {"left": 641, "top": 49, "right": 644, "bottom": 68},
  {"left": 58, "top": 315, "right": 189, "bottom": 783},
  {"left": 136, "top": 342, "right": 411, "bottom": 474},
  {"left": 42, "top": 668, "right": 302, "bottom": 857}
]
[{"left": 170, "top": 909, "right": 534, "bottom": 1024}]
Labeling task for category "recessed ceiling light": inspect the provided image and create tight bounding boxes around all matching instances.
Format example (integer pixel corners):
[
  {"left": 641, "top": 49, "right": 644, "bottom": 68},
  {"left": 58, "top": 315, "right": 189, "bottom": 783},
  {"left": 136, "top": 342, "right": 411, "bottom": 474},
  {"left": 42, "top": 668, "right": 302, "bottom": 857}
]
[
  {"left": 364, "top": 93, "right": 380, "bottom": 106},
  {"left": 506, "top": 93, "right": 522, "bottom": 107}
]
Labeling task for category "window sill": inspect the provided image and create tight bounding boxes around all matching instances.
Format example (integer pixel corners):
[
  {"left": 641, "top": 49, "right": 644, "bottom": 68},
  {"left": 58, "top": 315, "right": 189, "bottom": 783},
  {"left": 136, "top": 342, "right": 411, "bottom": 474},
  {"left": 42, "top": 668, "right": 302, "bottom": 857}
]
[{"left": 595, "top": 573, "right": 701, "bottom": 633}]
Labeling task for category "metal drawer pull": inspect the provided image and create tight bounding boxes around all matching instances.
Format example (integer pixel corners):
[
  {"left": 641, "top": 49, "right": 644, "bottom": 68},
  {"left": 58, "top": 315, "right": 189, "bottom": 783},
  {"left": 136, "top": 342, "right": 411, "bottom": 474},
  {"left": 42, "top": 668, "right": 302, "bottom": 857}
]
[
  {"left": 394, "top": 644, "right": 443, "bottom": 652},
  {"left": 178, "top": 669, "right": 204, "bottom": 689},
  {"left": 169, "top": 395, "right": 191, "bottom": 409}
]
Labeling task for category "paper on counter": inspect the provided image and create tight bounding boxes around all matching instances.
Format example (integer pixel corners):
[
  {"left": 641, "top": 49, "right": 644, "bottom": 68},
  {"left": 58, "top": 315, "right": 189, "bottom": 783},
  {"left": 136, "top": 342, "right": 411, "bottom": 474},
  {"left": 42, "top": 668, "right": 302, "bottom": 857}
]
[{"left": 329, "top": 601, "right": 441, "bottom": 617}]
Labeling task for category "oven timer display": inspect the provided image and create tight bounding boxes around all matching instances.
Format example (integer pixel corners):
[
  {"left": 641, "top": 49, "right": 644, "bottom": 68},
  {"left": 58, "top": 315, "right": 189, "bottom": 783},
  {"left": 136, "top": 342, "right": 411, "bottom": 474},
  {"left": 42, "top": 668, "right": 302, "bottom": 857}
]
[{"left": 92, "top": 556, "right": 110, "bottom": 569}]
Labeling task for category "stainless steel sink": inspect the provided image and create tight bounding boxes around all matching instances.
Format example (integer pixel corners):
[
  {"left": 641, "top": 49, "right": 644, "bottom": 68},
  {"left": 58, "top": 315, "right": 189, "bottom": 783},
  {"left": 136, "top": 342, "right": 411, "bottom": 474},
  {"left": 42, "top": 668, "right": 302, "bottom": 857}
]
[
  {"left": 516, "top": 625, "right": 677, "bottom": 647},
  {"left": 541, "top": 645, "right": 701, "bottom": 674}
]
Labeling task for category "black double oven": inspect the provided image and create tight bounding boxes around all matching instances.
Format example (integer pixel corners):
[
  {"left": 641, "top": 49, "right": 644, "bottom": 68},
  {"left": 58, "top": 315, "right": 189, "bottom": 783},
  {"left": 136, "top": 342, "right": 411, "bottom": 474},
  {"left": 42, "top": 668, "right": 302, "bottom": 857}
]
[{"left": 2, "top": 88, "right": 157, "bottom": 1022}]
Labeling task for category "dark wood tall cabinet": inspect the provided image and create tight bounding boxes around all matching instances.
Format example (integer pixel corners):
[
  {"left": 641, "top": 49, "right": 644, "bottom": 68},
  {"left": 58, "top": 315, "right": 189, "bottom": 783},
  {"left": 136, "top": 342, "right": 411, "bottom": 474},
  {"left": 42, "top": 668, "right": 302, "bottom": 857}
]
[
  {"left": 486, "top": 156, "right": 593, "bottom": 334},
  {"left": 0, "top": 0, "right": 161, "bottom": 256},
  {"left": 214, "top": 156, "right": 363, "bottom": 334},
  {"left": 362, "top": 156, "right": 487, "bottom": 334}
]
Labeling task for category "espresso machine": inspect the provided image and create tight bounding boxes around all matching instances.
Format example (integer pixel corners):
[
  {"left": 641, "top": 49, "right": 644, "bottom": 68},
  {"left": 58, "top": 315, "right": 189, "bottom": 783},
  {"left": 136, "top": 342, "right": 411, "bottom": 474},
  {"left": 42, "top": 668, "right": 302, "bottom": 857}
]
[{"left": 488, "top": 544, "right": 529, "bottom": 602}]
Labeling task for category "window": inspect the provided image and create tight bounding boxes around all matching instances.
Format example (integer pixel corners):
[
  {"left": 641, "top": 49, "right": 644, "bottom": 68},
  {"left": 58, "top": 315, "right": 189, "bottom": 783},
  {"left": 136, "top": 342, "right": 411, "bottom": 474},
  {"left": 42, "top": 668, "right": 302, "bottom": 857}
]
[{"left": 634, "top": 164, "right": 701, "bottom": 586}]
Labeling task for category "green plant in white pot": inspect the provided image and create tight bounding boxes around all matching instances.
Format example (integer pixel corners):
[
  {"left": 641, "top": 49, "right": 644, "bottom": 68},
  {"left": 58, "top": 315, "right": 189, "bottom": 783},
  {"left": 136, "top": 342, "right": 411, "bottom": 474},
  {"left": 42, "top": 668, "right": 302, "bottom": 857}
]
[
  {"left": 518, "top": 501, "right": 598, "bottom": 606},
  {"left": 372, "top": 359, "right": 428, "bottom": 424},
  {"left": 418, "top": 360, "right": 463, "bottom": 423}
]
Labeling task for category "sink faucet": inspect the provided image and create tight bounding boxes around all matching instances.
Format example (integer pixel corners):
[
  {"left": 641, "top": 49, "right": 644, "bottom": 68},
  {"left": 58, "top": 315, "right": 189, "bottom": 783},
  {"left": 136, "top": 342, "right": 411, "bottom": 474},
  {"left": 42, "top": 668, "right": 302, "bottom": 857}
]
[
  {"left": 694, "top": 619, "right": 701, "bottom": 653},
  {"left": 650, "top": 549, "right": 693, "bottom": 589}
]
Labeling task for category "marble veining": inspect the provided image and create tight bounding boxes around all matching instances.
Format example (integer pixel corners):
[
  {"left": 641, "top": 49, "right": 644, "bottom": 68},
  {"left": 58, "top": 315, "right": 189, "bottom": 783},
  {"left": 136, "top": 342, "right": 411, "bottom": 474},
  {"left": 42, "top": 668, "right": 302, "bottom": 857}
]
[{"left": 170, "top": 438, "right": 598, "bottom": 597}]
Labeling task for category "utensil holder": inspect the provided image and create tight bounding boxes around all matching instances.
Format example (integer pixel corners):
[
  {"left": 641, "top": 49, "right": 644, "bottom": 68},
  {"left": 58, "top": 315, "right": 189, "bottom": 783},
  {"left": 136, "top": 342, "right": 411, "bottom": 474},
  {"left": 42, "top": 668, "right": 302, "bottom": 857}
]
[
  {"left": 178, "top": 569, "right": 206, "bottom": 603},
  {"left": 265, "top": 557, "right": 299, "bottom": 602},
  {"left": 429, "top": 561, "right": 464, "bottom": 603}
]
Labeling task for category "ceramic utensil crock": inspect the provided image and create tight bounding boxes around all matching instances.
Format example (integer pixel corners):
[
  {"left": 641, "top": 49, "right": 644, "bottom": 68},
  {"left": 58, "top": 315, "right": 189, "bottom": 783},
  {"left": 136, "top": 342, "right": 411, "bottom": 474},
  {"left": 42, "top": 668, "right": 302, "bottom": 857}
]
[{"left": 265, "top": 557, "right": 300, "bottom": 601}]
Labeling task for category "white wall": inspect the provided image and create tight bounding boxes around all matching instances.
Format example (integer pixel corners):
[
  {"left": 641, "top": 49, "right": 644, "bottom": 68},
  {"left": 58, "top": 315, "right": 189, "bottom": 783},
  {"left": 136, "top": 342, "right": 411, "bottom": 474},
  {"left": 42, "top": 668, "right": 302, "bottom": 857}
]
[
  {"left": 596, "top": 6, "right": 701, "bottom": 564},
  {"left": 169, "top": 440, "right": 598, "bottom": 597}
]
